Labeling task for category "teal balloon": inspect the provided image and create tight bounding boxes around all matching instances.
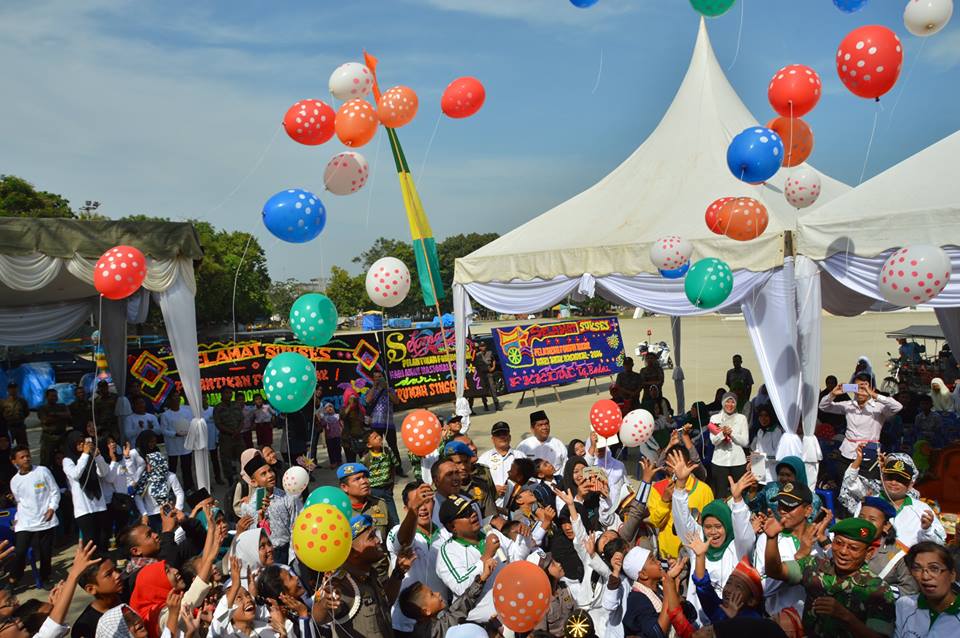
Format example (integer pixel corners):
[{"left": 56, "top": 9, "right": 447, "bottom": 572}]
[
  {"left": 290, "top": 293, "right": 338, "bottom": 346},
  {"left": 304, "top": 485, "right": 352, "bottom": 520},
  {"left": 684, "top": 258, "right": 733, "bottom": 309},
  {"left": 689, "top": 0, "right": 735, "bottom": 17},
  {"left": 262, "top": 352, "right": 317, "bottom": 412}
]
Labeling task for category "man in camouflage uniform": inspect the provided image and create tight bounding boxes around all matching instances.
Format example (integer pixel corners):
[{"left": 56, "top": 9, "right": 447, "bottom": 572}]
[
  {"left": 338, "top": 462, "right": 390, "bottom": 576},
  {"left": 69, "top": 384, "right": 92, "bottom": 432},
  {"left": 38, "top": 388, "right": 71, "bottom": 468},
  {"left": 444, "top": 439, "right": 499, "bottom": 524},
  {"left": 213, "top": 390, "right": 246, "bottom": 483},
  {"left": 763, "top": 516, "right": 896, "bottom": 638},
  {"left": 93, "top": 380, "right": 119, "bottom": 439},
  {"left": 1, "top": 382, "right": 30, "bottom": 446}
]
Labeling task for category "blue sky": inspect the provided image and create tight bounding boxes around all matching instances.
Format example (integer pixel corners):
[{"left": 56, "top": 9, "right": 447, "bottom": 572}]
[{"left": 2, "top": 0, "right": 959, "bottom": 282}]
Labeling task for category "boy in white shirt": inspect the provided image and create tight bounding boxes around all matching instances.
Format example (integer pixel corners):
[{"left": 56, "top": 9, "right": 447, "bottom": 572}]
[{"left": 8, "top": 445, "right": 60, "bottom": 587}]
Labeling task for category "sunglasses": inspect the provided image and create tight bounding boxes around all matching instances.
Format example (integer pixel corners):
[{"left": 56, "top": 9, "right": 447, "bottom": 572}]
[{"left": 776, "top": 501, "right": 803, "bottom": 512}]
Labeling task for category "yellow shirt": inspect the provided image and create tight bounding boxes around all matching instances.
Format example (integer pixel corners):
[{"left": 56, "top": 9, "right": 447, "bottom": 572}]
[{"left": 648, "top": 476, "right": 714, "bottom": 558}]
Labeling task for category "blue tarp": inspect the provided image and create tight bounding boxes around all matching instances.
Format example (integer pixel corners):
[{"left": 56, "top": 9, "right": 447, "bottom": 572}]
[
  {"left": 7, "top": 363, "right": 56, "bottom": 409},
  {"left": 387, "top": 318, "right": 412, "bottom": 329},
  {"left": 361, "top": 313, "right": 383, "bottom": 331}
]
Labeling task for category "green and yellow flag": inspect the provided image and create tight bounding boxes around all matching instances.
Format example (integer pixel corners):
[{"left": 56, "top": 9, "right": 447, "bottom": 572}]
[{"left": 364, "top": 52, "right": 445, "bottom": 307}]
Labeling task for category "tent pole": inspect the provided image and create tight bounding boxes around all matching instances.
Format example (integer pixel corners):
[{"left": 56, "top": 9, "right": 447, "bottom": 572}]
[{"left": 784, "top": 230, "right": 795, "bottom": 259}]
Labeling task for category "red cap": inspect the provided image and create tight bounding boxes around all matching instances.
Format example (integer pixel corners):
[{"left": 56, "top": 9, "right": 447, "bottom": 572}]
[{"left": 731, "top": 556, "right": 763, "bottom": 600}]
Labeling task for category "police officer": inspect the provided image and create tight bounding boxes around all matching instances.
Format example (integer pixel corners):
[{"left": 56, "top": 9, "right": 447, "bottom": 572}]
[
  {"left": 445, "top": 439, "right": 498, "bottom": 524},
  {"left": 338, "top": 462, "right": 390, "bottom": 576}
]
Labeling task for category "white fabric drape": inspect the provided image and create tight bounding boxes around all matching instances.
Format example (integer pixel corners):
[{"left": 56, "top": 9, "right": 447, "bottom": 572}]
[
  {"left": 155, "top": 276, "right": 210, "bottom": 491},
  {"left": 596, "top": 270, "right": 774, "bottom": 316},
  {"left": 0, "top": 253, "right": 193, "bottom": 294},
  {"left": 795, "top": 256, "right": 823, "bottom": 464},
  {"left": 671, "top": 316, "right": 685, "bottom": 413},
  {"left": 127, "top": 289, "right": 151, "bottom": 324},
  {"left": 0, "top": 300, "right": 93, "bottom": 345},
  {"left": 0, "top": 254, "right": 64, "bottom": 290},
  {"left": 741, "top": 260, "right": 802, "bottom": 456},
  {"left": 68, "top": 255, "right": 196, "bottom": 294},
  {"left": 460, "top": 276, "right": 588, "bottom": 315},
  {"left": 934, "top": 308, "right": 960, "bottom": 359},
  {"left": 453, "top": 283, "right": 472, "bottom": 414}
]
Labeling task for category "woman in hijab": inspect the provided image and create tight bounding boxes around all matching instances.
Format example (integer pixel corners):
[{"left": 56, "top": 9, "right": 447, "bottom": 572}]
[
  {"left": 749, "top": 405, "right": 782, "bottom": 485},
  {"left": 562, "top": 456, "right": 601, "bottom": 532},
  {"left": 129, "top": 560, "right": 185, "bottom": 638},
  {"left": 930, "top": 377, "right": 957, "bottom": 412},
  {"left": 708, "top": 392, "right": 750, "bottom": 499},
  {"left": 95, "top": 605, "right": 149, "bottom": 638},
  {"left": 850, "top": 355, "right": 876, "bottom": 387},
  {"left": 749, "top": 456, "right": 822, "bottom": 521},
  {"left": 63, "top": 430, "right": 112, "bottom": 551},
  {"left": 131, "top": 431, "right": 180, "bottom": 531},
  {"left": 640, "top": 384, "right": 674, "bottom": 428}
]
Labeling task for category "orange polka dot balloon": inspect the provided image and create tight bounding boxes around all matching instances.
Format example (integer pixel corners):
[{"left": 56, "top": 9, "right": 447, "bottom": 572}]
[
  {"left": 766, "top": 117, "right": 813, "bottom": 168},
  {"left": 493, "top": 561, "right": 551, "bottom": 633},
  {"left": 378, "top": 86, "right": 419, "bottom": 129},
  {"left": 335, "top": 99, "right": 379, "bottom": 148},
  {"left": 401, "top": 409, "right": 442, "bottom": 457},
  {"left": 94, "top": 246, "right": 148, "bottom": 300},
  {"left": 717, "top": 197, "right": 769, "bottom": 242},
  {"left": 292, "top": 504, "right": 351, "bottom": 572},
  {"left": 705, "top": 197, "right": 735, "bottom": 235}
]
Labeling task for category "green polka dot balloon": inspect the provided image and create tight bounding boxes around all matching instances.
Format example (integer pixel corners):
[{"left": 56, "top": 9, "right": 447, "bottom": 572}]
[
  {"left": 289, "top": 293, "right": 338, "bottom": 347},
  {"left": 304, "top": 485, "right": 352, "bottom": 520},
  {"left": 684, "top": 257, "right": 734, "bottom": 309},
  {"left": 690, "top": 0, "right": 736, "bottom": 17},
  {"left": 262, "top": 351, "right": 317, "bottom": 412}
]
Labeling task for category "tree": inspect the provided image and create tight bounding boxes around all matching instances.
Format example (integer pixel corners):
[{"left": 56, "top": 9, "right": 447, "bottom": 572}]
[
  {"left": 268, "top": 278, "right": 309, "bottom": 322},
  {"left": 0, "top": 175, "right": 74, "bottom": 218},
  {"left": 325, "top": 266, "right": 366, "bottom": 316}
]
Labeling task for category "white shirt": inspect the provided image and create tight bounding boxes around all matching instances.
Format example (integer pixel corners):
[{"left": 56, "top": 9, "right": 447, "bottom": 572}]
[
  {"left": 477, "top": 447, "right": 527, "bottom": 508},
  {"left": 123, "top": 412, "right": 160, "bottom": 445},
  {"left": 516, "top": 435, "right": 568, "bottom": 469},
  {"left": 386, "top": 523, "right": 448, "bottom": 632},
  {"left": 10, "top": 466, "right": 60, "bottom": 532},
  {"left": 750, "top": 427, "right": 783, "bottom": 483},
  {"left": 709, "top": 412, "right": 750, "bottom": 467},
  {"left": 895, "top": 594, "right": 960, "bottom": 638},
  {"left": 753, "top": 533, "right": 820, "bottom": 616},
  {"left": 817, "top": 393, "right": 902, "bottom": 459},
  {"left": 62, "top": 453, "right": 110, "bottom": 516},
  {"left": 852, "top": 495, "right": 947, "bottom": 548},
  {"left": 160, "top": 405, "right": 193, "bottom": 457}
]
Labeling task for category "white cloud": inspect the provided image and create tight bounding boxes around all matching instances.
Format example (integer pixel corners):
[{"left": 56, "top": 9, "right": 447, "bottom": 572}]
[{"left": 408, "top": 0, "right": 660, "bottom": 27}]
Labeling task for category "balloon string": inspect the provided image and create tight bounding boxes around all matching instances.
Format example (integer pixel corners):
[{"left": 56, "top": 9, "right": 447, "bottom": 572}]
[
  {"left": 788, "top": 102, "right": 795, "bottom": 167},
  {"left": 726, "top": 0, "right": 745, "bottom": 71},
  {"left": 591, "top": 48, "right": 604, "bottom": 94},
  {"left": 231, "top": 233, "right": 254, "bottom": 343},
  {"left": 417, "top": 113, "right": 443, "bottom": 184},
  {"left": 364, "top": 132, "right": 384, "bottom": 229},
  {"left": 207, "top": 125, "right": 281, "bottom": 217},
  {"left": 885, "top": 38, "right": 926, "bottom": 132},
  {"left": 858, "top": 106, "right": 880, "bottom": 186}
]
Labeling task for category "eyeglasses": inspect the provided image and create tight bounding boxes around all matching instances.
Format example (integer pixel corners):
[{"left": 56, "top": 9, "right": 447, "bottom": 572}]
[{"left": 909, "top": 563, "right": 948, "bottom": 577}]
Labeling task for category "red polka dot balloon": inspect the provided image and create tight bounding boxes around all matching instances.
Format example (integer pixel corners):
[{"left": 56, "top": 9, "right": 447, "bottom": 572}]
[
  {"left": 441, "top": 77, "right": 486, "bottom": 119},
  {"left": 94, "top": 246, "right": 147, "bottom": 300},
  {"left": 619, "top": 409, "right": 656, "bottom": 448},
  {"left": 365, "top": 257, "right": 412, "bottom": 308},
  {"left": 291, "top": 504, "right": 351, "bottom": 572},
  {"left": 324, "top": 151, "right": 369, "bottom": 196},
  {"left": 401, "top": 409, "right": 442, "bottom": 457},
  {"left": 836, "top": 25, "right": 903, "bottom": 100},
  {"left": 783, "top": 168, "right": 822, "bottom": 209},
  {"left": 282, "top": 99, "right": 336, "bottom": 146},
  {"left": 705, "top": 197, "right": 735, "bottom": 235},
  {"left": 878, "top": 245, "right": 951, "bottom": 307},
  {"left": 768, "top": 65, "right": 821, "bottom": 118},
  {"left": 649, "top": 235, "right": 693, "bottom": 272},
  {"left": 493, "top": 561, "right": 551, "bottom": 633},
  {"left": 590, "top": 399, "right": 623, "bottom": 437},
  {"left": 717, "top": 197, "right": 769, "bottom": 242}
]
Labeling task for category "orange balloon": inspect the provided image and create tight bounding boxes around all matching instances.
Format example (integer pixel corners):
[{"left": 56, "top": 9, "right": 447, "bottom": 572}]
[
  {"left": 717, "top": 197, "right": 769, "bottom": 242},
  {"left": 401, "top": 409, "right": 442, "bottom": 457},
  {"left": 493, "top": 561, "right": 551, "bottom": 632},
  {"left": 335, "top": 99, "right": 379, "bottom": 148},
  {"left": 766, "top": 116, "right": 813, "bottom": 168},
  {"left": 378, "top": 86, "right": 419, "bottom": 129}
]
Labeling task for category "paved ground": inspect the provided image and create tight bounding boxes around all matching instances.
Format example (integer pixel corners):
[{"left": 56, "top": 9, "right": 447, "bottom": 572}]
[{"left": 15, "top": 309, "right": 937, "bottom": 615}]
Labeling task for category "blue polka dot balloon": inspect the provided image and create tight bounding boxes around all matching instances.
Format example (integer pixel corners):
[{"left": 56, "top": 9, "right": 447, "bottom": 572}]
[
  {"left": 262, "top": 188, "right": 326, "bottom": 243},
  {"left": 660, "top": 262, "right": 690, "bottom": 280},
  {"left": 570, "top": 0, "right": 599, "bottom": 7},
  {"left": 726, "top": 127, "right": 784, "bottom": 184},
  {"left": 833, "top": 0, "right": 868, "bottom": 13}
]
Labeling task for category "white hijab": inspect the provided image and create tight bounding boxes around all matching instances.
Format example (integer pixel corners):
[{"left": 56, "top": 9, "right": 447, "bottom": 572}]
[{"left": 930, "top": 378, "right": 954, "bottom": 411}]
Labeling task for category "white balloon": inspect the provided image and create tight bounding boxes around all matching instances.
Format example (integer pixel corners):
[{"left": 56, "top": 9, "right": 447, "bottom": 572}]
[
  {"left": 783, "top": 167, "right": 822, "bottom": 209},
  {"left": 329, "top": 62, "right": 374, "bottom": 100},
  {"left": 878, "top": 245, "right": 951, "bottom": 306},
  {"left": 904, "top": 0, "right": 954, "bottom": 37},
  {"left": 649, "top": 235, "right": 693, "bottom": 272},
  {"left": 366, "top": 257, "right": 412, "bottom": 308},
  {"left": 619, "top": 409, "right": 655, "bottom": 448},
  {"left": 281, "top": 466, "right": 309, "bottom": 496},
  {"left": 324, "top": 152, "right": 369, "bottom": 196}
]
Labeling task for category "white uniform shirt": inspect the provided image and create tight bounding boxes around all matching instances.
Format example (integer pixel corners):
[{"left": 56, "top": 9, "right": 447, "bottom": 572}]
[
  {"left": 477, "top": 447, "right": 527, "bottom": 508},
  {"left": 386, "top": 523, "right": 448, "bottom": 632},
  {"left": 10, "top": 466, "right": 60, "bottom": 532},
  {"left": 62, "top": 453, "right": 110, "bottom": 516},
  {"left": 160, "top": 404, "right": 193, "bottom": 457},
  {"left": 753, "top": 532, "right": 822, "bottom": 616},
  {"left": 750, "top": 427, "right": 783, "bottom": 484},
  {"left": 516, "top": 435, "right": 568, "bottom": 469},
  {"left": 852, "top": 495, "right": 947, "bottom": 548},
  {"left": 123, "top": 412, "right": 160, "bottom": 445},
  {"left": 895, "top": 594, "right": 960, "bottom": 638}
]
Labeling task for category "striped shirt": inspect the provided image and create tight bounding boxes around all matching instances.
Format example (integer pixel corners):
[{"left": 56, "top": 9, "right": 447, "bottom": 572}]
[{"left": 363, "top": 448, "right": 398, "bottom": 488}]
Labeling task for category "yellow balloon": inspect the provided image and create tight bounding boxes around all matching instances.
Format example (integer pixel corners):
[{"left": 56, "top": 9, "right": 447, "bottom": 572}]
[{"left": 292, "top": 504, "right": 352, "bottom": 572}]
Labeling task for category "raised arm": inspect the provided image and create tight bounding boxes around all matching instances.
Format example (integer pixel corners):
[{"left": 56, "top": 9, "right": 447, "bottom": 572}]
[
  {"left": 729, "top": 471, "right": 759, "bottom": 559},
  {"left": 666, "top": 451, "right": 701, "bottom": 544}
]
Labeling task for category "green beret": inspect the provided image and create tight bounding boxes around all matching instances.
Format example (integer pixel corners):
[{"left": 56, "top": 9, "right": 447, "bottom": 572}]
[{"left": 830, "top": 517, "right": 877, "bottom": 544}]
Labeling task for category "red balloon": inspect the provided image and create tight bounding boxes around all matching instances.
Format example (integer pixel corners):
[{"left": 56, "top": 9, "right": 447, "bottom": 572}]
[
  {"left": 705, "top": 197, "right": 735, "bottom": 235},
  {"left": 590, "top": 399, "right": 623, "bottom": 437},
  {"left": 401, "top": 409, "right": 442, "bottom": 457},
  {"left": 836, "top": 25, "right": 903, "bottom": 100},
  {"left": 441, "top": 77, "right": 485, "bottom": 119},
  {"left": 94, "top": 246, "right": 147, "bottom": 300},
  {"left": 493, "top": 561, "right": 551, "bottom": 633},
  {"left": 283, "top": 99, "right": 336, "bottom": 145},
  {"left": 768, "top": 64, "right": 821, "bottom": 118}
]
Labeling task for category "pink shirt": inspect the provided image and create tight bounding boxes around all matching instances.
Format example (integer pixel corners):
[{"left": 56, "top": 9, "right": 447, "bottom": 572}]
[{"left": 817, "top": 393, "right": 902, "bottom": 459}]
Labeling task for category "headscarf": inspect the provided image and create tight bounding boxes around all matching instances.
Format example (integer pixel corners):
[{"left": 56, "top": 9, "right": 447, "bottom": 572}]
[
  {"left": 930, "top": 378, "right": 954, "bottom": 411},
  {"left": 197, "top": 507, "right": 229, "bottom": 561},
  {"left": 701, "top": 499, "right": 734, "bottom": 562},
  {"left": 720, "top": 391, "right": 738, "bottom": 411},
  {"left": 566, "top": 439, "right": 585, "bottom": 464},
  {"left": 562, "top": 456, "right": 588, "bottom": 497},
  {"left": 129, "top": 561, "right": 172, "bottom": 638},
  {"left": 775, "top": 456, "right": 808, "bottom": 486},
  {"left": 134, "top": 450, "right": 172, "bottom": 504},
  {"left": 239, "top": 448, "right": 262, "bottom": 484},
  {"left": 850, "top": 356, "right": 875, "bottom": 384},
  {"left": 95, "top": 604, "right": 138, "bottom": 638},
  {"left": 66, "top": 431, "right": 102, "bottom": 501},
  {"left": 551, "top": 504, "right": 585, "bottom": 581},
  {"left": 234, "top": 527, "right": 265, "bottom": 571}
]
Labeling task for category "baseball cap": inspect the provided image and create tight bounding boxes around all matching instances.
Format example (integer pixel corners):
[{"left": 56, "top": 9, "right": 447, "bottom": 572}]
[
  {"left": 438, "top": 495, "right": 474, "bottom": 527},
  {"left": 774, "top": 482, "right": 812, "bottom": 509},
  {"left": 350, "top": 514, "right": 373, "bottom": 539}
]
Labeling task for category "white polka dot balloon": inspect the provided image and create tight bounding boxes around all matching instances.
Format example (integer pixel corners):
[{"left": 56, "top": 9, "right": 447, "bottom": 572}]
[
  {"left": 619, "top": 409, "right": 656, "bottom": 448},
  {"left": 878, "top": 245, "right": 951, "bottom": 307},
  {"left": 282, "top": 466, "right": 309, "bottom": 496},
  {"left": 324, "top": 152, "right": 369, "bottom": 196},
  {"left": 365, "top": 257, "right": 412, "bottom": 308},
  {"left": 783, "top": 167, "right": 822, "bottom": 209},
  {"left": 328, "top": 62, "right": 373, "bottom": 101},
  {"left": 904, "top": 0, "right": 954, "bottom": 37},
  {"left": 650, "top": 235, "right": 693, "bottom": 273},
  {"left": 94, "top": 245, "right": 148, "bottom": 300}
]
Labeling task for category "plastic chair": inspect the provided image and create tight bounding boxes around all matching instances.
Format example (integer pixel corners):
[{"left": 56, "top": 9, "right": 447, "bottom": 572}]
[{"left": 0, "top": 509, "right": 43, "bottom": 589}]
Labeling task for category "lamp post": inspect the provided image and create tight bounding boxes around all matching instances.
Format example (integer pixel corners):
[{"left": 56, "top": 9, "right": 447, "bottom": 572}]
[{"left": 79, "top": 200, "right": 100, "bottom": 217}]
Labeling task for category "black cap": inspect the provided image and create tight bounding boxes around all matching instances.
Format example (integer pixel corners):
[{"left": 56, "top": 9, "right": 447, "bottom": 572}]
[
  {"left": 491, "top": 421, "right": 510, "bottom": 435},
  {"left": 529, "top": 410, "right": 548, "bottom": 426},
  {"left": 775, "top": 481, "right": 813, "bottom": 508},
  {"left": 447, "top": 414, "right": 463, "bottom": 425},
  {"left": 185, "top": 488, "right": 211, "bottom": 511},
  {"left": 438, "top": 495, "right": 474, "bottom": 527}
]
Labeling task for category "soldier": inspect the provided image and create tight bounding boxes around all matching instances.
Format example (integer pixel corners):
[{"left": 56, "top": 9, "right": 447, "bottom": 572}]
[
  {"left": 213, "top": 391, "right": 246, "bottom": 484},
  {"left": 338, "top": 462, "right": 390, "bottom": 577},
  {"left": 93, "top": 380, "right": 119, "bottom": 440},
  {"left": 38, "top": 388, "right": 71, "bottom": 468},
  {"left": 69, "top": 385, "right": 92, "bottom": 432},
  {"left": 1, "top": 382, "right": 30, "bottom": 447}
]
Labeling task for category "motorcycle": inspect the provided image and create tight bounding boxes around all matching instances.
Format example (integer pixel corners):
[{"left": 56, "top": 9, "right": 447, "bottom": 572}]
[{"left": 635, "top": 340, "right": 673, "bottom": 369}]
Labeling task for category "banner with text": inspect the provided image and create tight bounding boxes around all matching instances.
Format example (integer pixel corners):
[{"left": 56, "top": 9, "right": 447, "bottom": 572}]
[
  {"left": 490, "top": 317, "right": 625, "bottom": 392},
  {"left": 383, "top": 326, "right": 482, "bottom": 409}
]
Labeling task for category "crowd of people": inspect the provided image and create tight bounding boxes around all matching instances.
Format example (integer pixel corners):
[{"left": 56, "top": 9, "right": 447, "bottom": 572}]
[{"left": 0, "top": 349, "right": 956, "bottom": 638}]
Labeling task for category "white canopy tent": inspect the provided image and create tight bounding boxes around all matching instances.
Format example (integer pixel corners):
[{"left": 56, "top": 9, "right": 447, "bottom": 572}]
[
  {"left": 0, "top": 218, "right": 212, "bottom": 492},
  {"left": 452, "top": 19, "right": 850, "bottom": 459}
]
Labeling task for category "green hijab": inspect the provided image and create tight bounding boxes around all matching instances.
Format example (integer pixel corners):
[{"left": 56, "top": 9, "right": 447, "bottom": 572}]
[
  {"left": 701, "top": 499, "right": 734, "bottom": 561},
  {"left": 775, "top": 456, "right": 808, "bottom": 486}
]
